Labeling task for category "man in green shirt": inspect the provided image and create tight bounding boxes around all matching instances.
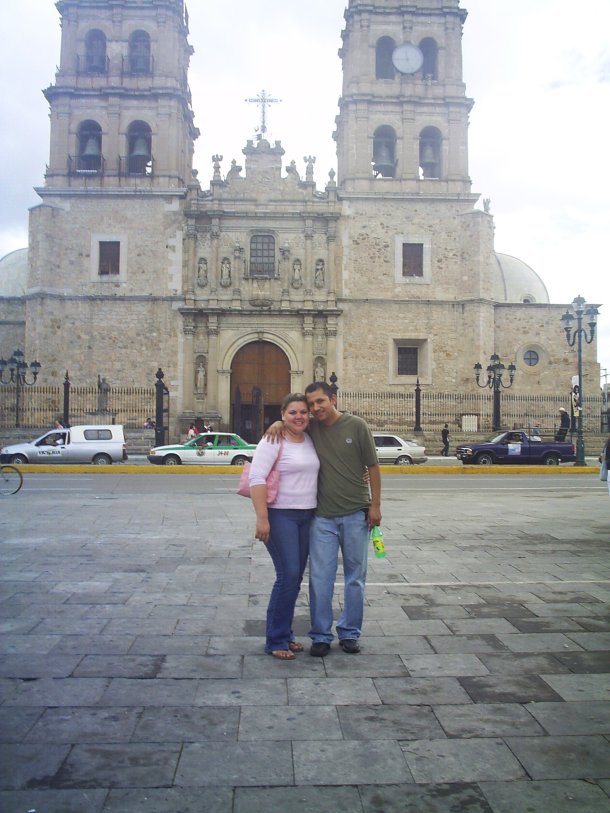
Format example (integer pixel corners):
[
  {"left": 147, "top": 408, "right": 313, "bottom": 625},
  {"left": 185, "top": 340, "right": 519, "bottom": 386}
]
[{"left": 304, "top": 382, "right": 381, "bottom": 656}]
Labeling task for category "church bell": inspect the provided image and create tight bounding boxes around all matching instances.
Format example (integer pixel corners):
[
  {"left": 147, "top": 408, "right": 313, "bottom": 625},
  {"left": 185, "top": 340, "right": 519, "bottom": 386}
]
[
  {"left": 372, "top": 142, "right": 395, "bottom": 177},
  {"left": 82, "top": 137, "right": 101, "bottom": 157},
  {"left": 420, "top": 143, "right": 436, "bottom": 164},
  {"left": 131, "top": 136, "right": 150, "bottom": 157}
]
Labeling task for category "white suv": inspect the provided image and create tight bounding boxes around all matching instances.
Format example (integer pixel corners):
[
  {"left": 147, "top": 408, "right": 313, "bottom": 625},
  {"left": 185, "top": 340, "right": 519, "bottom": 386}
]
[
  {"left": 0, "top": 425, "right": 127, "bottom": 465},
  {"left": 372, "top": 433, "right": 427, "bottom": 465}
]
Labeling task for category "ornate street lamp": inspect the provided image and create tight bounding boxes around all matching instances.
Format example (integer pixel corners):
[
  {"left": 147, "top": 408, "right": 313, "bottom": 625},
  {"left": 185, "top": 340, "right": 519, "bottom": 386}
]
[
  {"left": 474, "top": 353, "right": 516, "bottom": 431},
  {"left": 0, "top": 349, "right": 41, "bottom": 428},
  {"left": 561, "top": 295, "right": 598, "bottom": 465}
]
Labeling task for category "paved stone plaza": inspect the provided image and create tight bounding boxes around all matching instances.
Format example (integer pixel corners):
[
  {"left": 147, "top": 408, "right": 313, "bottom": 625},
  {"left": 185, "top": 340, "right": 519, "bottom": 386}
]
[{"left": 0, "top": 471, "right": 609, "bottom": 812}]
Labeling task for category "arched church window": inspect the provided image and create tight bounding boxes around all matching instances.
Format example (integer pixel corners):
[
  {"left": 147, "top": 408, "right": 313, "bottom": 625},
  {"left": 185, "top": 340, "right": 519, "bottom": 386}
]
[
  {"left": 85, "top": 29, "right": 107, "bottom": 74},
  {"left": 129, "top": 30, "right": 151, "bottom": 74},
  {"left": 419, "top": 126, "right": 441, "bottom": 178},
  {"left": 376, "top": 37, "right": 395, "bottom": 79},
  {"left": 419, "top": 38, "right": 438, "bottom": 80},
  {"left": 77, "top": 120, "right": 102, "bottom": 172},
  {"left": 372, "top": 126, "right": 396, "bottom": 178},
  {"left": 127, "top": 121, "right": 152, "bottom": 175},
  {"left": 249, "top": 235, "right": 275, "bottom": 277}
]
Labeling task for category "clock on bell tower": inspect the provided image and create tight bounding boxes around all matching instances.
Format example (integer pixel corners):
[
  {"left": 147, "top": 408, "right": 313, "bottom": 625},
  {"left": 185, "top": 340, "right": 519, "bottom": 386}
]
[{"left": 334, "top": 0, "right": 474, "bottom": 194}]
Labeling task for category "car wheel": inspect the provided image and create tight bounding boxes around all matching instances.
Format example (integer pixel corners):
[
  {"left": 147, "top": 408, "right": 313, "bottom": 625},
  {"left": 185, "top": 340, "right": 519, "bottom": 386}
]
[
  {"left": 476, "top": 452, "right": 494, "bottom": 466},
  {"left": 543, "top": 453, "right": 560, "bottom": 466},
  {"left": 11, "top": 454, "right": 28, "bottom": 465},
  {"left": 163, "top": 455, "right": 181, "bottom": 466},
  {"left": 231, "top": 456, "right": 248, "bottom": 466},
  {"left": 395, "top": 455, "right": 413, "bottom": 465},
  {"left": 92, "top": 453, "right": 112, "bottom": 465}
]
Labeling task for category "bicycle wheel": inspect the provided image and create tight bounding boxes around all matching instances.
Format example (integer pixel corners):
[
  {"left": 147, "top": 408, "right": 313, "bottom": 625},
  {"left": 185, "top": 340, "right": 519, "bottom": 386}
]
[{"left": 0, "top": 465, "right": 23, "bottom": 495}]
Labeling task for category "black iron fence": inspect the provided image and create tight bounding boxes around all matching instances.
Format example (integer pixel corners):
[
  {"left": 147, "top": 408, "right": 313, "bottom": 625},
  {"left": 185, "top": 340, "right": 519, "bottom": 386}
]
[
  {"left": 1, "top": 383, "right": 605, "bottom": 436},
  {"left": 337, "top": 390, "right": 606, "bottom": 436},
  {"left": 0, "top": 384, "right": 155, "bottom": 430}
]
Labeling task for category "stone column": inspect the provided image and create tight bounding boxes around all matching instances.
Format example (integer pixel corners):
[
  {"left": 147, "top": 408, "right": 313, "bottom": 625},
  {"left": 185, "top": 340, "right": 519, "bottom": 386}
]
[
  {"left": 184, "top": 223, "right": 197, "bottom": 304},
  {"left": 206, "top": 316, "right": 219, "bottom": 412},
  {"left": 302, "top": 315, "right": 314, "bottom": 384},
  {"left": 326, "top": 317, "right": 338, "bottom": 378},
  {"left": 210, "top": 220, "right": 220, "bottom": 286},
  {"left": 326, "top": 224, "right": 337, "bottom": 306},
  {"left": 217, "top": 368, "right": 232, "bottom": 430},
  {"left": 290, "top": 367, "right": 304, "bottom": 392},
  {"left": 304, "top": 218, "right": 313, "bottom": 285},
  {"left": 182, "top": 317, "right": 195, "bottom": 413}
]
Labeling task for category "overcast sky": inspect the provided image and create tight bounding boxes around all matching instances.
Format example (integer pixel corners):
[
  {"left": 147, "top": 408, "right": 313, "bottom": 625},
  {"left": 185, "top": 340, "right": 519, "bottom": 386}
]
[{"left": 1, "top": 0, "right": 608, "bottom": 384}]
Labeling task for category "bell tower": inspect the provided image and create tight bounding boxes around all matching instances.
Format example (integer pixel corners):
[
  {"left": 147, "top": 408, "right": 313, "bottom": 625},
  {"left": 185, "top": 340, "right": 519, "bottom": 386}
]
[
  {"left": 335, "top": 0, "right": 473, "bottom": 194},
  {"left": 43, "top": 0, "right": 197, "bottom": 189},
  {"left": 26, "top": 0, "right": 199, "bottom": 384}
]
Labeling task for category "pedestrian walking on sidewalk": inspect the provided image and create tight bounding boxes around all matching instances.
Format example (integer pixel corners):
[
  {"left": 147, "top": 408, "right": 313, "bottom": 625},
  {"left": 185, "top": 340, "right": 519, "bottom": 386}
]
[
  {"left": 441, "top": 423, "right": 450, "bottom": 456},
  {"left": 555, "top": 407, "right": 570, "bottom": 441}
]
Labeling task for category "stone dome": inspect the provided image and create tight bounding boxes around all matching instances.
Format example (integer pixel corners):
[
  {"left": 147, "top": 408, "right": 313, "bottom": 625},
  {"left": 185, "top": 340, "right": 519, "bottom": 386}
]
[
  {"left": 493, "top": 252, "right": 550, "bottom": 304},
  {"left": 0, "top": 248, "right": 28, "bottom": 297}
]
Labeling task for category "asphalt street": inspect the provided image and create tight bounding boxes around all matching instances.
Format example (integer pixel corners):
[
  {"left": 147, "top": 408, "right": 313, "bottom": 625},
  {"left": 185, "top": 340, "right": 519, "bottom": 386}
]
[{"left": 0, "top": 470, "right": 609, "bottom": 812}]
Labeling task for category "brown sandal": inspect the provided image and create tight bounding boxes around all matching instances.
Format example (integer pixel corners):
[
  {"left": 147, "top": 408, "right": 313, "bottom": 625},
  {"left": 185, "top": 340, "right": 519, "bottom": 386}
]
[
  {"left": 269, "top": 649, "right": 296, "bottom": 660},
  {"left": 288, "top": 641, "right": 304, "bottom": 653}
]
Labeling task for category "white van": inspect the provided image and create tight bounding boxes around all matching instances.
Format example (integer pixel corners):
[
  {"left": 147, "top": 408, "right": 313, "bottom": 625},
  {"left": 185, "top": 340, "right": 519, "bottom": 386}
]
[{"left": 0, "top": 425, "right": 127, "bottom": 465}]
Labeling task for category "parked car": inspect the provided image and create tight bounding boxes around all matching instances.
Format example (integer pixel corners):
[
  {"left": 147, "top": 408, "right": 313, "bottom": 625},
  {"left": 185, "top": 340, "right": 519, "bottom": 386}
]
[
  {"left": 455, "top": 431, "right": 576, "bottom": 465},
  {"left": 372, "top": 433, "right": 427, "bottom": 465},
  {"left": 147, "top": 432, "right": 256, "bottom": 466},
  {"left": 0, "top": 425, "right": 127, "bottom": 465}
]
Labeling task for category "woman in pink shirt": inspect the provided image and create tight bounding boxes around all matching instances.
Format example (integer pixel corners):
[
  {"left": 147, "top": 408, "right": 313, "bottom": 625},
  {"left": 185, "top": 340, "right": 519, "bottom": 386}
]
[{"left": 249, "top": 393, "right": 320, "bottom": 659}]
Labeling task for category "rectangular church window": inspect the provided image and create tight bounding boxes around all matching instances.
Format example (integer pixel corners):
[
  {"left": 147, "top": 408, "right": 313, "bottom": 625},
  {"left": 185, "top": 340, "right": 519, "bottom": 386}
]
[
  {"left": 397, "top": 346, "right": 418, "bottom": 375},
  {"left": 402, "top": 243, "right": 424, "bottom": 277},
  {"left": 249, "top": 234, "right": 275, "bottom": 277},
  {"left": 99, "top": 241, "right": 120, "bottom": 276}
]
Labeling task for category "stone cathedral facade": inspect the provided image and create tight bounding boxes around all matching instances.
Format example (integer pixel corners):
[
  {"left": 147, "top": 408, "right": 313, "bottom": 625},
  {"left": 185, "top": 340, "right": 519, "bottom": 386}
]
[{"left": 0, "top": 0, "right": 599, "bottom": 439}]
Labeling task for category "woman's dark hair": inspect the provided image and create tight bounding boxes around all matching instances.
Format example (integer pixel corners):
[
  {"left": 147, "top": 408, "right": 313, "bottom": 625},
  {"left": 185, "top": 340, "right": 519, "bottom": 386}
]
[{"left": 281, "top": 393, "right": 308, "bottom": 411}]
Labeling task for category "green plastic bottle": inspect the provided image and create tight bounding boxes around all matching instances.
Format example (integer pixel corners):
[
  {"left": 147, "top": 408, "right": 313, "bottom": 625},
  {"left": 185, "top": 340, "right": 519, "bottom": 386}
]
[{"left": 371, "top": 525, "right": 386, "bottom": 558}]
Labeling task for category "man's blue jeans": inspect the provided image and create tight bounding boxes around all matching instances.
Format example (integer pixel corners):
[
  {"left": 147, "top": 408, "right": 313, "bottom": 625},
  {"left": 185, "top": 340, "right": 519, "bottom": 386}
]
[
  {"left": 308, "top": 510, "right": 369, "bottom": 643},
  {"left": 265, "top": 508, "right": 314, "bottom": 653}
]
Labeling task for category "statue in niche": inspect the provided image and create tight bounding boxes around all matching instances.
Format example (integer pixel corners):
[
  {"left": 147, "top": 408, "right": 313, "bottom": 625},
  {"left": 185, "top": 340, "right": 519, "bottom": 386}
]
[
  {"left": 220, "top": 257, "right": 232, "bottom": 287},
  {"left": 196, "top": 361, "right": 206, "bottom": 393},
  {"left": 315, "top": 259, "right": 325, "bottom": 288},
  {"left": 314, "top": 361, "right": 325, "bottom": 382},
  {"left": 291, "top": 258, "right": 303, "bottom": 289},
  {"left": 197, "top": 257, "right": 208, "bottom": 288}
]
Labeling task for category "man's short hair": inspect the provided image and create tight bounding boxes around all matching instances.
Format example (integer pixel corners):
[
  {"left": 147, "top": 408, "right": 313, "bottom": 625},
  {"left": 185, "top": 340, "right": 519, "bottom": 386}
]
[{"left": 305, "top": 381, "right": 335, "bottom": 398}]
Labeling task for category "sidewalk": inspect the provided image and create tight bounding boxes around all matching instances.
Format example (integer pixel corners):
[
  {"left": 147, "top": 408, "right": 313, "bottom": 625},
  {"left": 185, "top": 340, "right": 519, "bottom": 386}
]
[{"left": 0, "top": 473, "right": 609, "bottom": 812}]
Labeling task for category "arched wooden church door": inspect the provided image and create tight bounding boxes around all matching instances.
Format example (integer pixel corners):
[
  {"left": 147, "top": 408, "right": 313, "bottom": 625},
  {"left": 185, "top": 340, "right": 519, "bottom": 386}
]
[{"left": 231, "top": 341, "right": 290, "bottom": 442}]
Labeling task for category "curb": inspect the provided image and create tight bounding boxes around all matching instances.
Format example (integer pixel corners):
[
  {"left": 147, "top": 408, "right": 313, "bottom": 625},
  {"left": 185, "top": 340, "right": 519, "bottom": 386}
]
[{"left": 7, "top": 464, "right": 598, "bottom": 475}]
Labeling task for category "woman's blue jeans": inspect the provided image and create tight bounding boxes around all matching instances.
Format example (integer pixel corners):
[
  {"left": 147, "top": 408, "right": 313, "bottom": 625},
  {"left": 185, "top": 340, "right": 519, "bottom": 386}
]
[{"left": 265, "top": 508, "right": 314, "bottom": 653}]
